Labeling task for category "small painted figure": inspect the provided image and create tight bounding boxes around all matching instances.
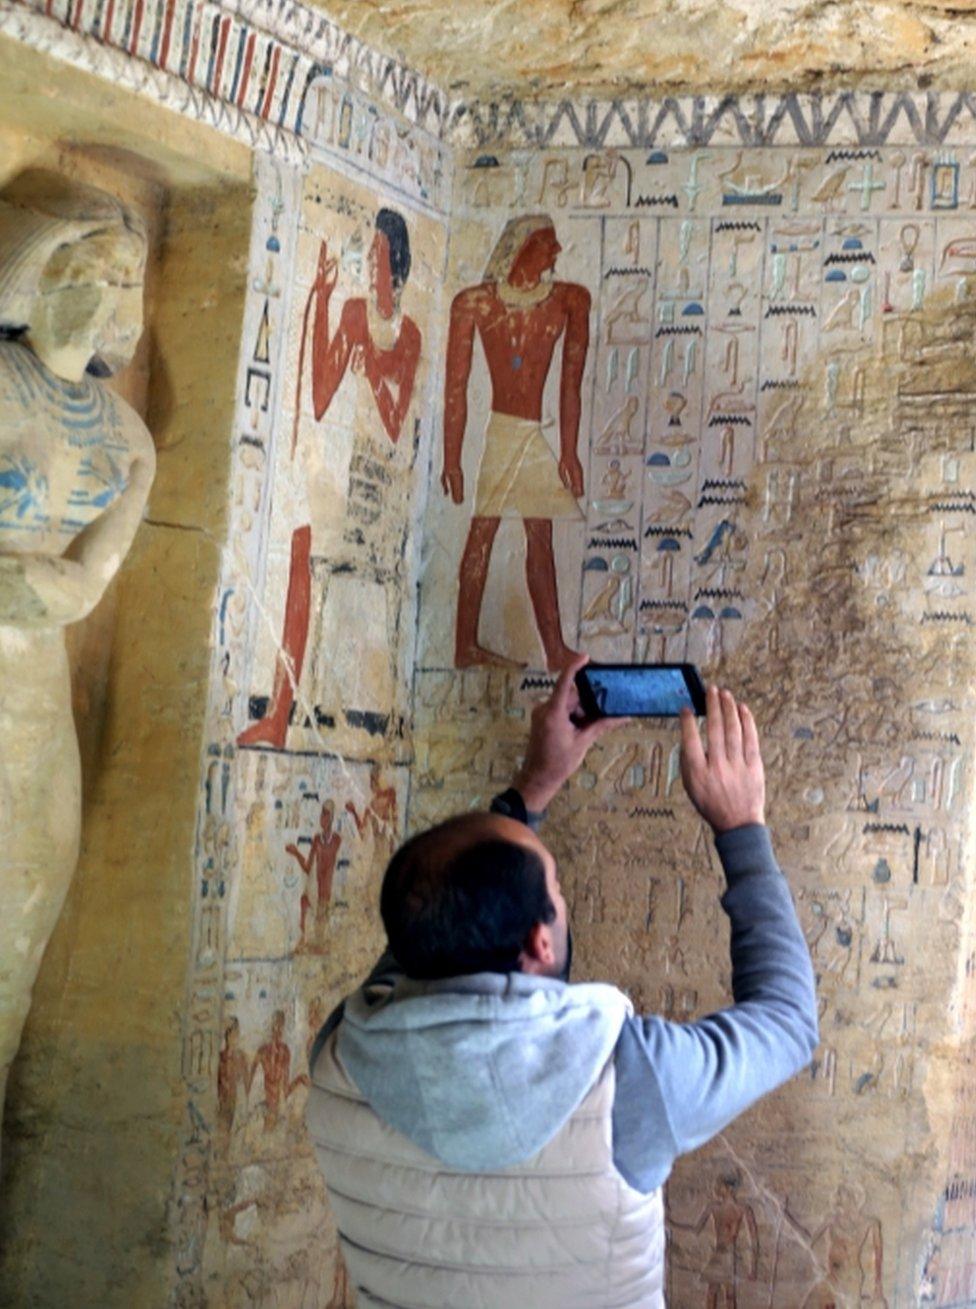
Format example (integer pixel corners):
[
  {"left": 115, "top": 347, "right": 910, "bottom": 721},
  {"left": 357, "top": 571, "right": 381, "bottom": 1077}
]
[
  {"left": 673, "top": 1173, "right": 758, "bottom": 1308},
  {"left": 346, "top": 762, "right": 398, "bottom": 849},
  {"left": 285, "top": 799, "right": 342, "bottom": 950},
  {"left": 251, "top": 1009, "right": 309, "bottom": 1132},
  {"left": 786, "top": 1182, "right": 887, "bottom": 1309},
  {"left": 217, "top": 1016, "right": 253, "bottom": 1140}
]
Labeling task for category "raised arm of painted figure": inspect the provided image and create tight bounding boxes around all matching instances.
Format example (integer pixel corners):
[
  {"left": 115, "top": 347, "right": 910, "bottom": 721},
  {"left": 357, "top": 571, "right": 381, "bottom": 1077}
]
[
  {"left": 0, "top": 421, "right": 155, "bottom": 629},
  {"left": 441, "top": 288, "right": 478, "bottom": 504},
  {"left": 344, "top": 801, "right": 368, "bottom": 838},
  {"left": 288, "top": 1069, "right": 311, "bottom": 1096},
  {"left": 557, "top": 284, "right": 590, "bottom": 497},
  {"left": 311, "top": 240, "right": 355, "bottom": 422},
  {"left": 284, "top": 842, "right": 313, "bottom": 874}
]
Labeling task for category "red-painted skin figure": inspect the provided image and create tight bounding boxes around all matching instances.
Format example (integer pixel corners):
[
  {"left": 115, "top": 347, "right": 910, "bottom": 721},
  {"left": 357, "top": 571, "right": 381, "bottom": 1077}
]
[
  {"left": 442, "top": 224, "right": 589, "bottom": 671},
  {"left": 285, "top": 800, "right": 341, "bottom": 949},
  {"left": 251, "top": 1010, "right": 308, "bottom": 1132},
  {"left": 345, "top": 763, "right": 398, "bottom": 847},
  {"left": 238, "top": 224, "right": 421, "bottom": 749},
  {"left": 217, "top": 1016, "right": 252, "bottom": 1139}
]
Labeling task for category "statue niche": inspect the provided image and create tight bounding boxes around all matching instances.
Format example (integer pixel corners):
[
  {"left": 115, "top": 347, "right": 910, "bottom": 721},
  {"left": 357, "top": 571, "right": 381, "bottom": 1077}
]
[{"left": 0, "top": 174, "right": 156, "bottom": 1142}]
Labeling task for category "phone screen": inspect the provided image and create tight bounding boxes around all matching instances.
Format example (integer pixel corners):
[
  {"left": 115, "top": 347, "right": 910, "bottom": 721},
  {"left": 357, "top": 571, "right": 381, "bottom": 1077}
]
[{"left": 580, "top": 666, "right": 699, "bottom": 717}]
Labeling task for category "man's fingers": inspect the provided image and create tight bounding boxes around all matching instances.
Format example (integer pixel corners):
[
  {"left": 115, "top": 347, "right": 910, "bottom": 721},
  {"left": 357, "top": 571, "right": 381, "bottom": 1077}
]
[
  {"left": 582, "top": 715, "right": 630, "bottom": 747},
  {"left": 552, "top": 653, "right": 589, "bottom": 714},
  {"left": 721, "top": 688, "right": 742, "bottom": 759},
  {"left": 704, "top": 684, "right": 724, "bottom": 759},
  {"left": 679, "top": 706, "right": 706, "bottom": 778},
  {"left": 739, "top": 702, "right": 761, "bottom": 765},
  {"left": 567, "top": 680, "right": 582, "bottom": 717}
]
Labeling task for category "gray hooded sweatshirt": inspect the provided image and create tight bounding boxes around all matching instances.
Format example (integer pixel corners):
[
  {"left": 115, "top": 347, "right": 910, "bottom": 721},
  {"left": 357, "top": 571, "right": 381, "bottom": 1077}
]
[{"left": 312, "top": 802, "right": 819, "bottom": 1194}]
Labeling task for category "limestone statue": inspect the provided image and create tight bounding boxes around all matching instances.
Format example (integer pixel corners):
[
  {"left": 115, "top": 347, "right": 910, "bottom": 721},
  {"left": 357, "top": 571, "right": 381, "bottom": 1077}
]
[{"left": 0, "top": 174, "right": 156, "bottom": 1137}]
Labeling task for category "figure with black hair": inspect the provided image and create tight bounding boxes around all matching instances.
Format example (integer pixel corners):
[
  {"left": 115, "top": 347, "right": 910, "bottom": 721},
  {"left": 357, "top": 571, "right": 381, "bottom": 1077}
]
[
  {"left": 238, "top": 208, "right": 421, "bottom": 750},
  {"left": 306, "top": 655, "right": 819, "bottom": 1309},
  {"left": 310, "top": 206, "right": 419, "bottom": 442}
]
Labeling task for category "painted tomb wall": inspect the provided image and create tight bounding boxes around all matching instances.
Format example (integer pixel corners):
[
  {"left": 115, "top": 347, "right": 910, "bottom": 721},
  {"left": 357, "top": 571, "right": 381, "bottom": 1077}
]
[
  {"left": 412, "top": 137, "right": 976, "bottom": 1306},
  {"left": 2, "top": 0, "right": 976, "bottom": 1302},
  {"left": 164, "top": 100, "right": 450, "bottom": 1308}
]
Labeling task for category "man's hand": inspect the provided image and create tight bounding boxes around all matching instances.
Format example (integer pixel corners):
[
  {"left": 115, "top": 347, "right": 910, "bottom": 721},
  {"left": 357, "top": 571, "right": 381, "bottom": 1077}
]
[
  {"left": 558, "top": 453, "right": 585, "bottom": 498},
  {"left": 314, "top": 240, "right": 339, "bottom": 297},
  {"left": 441, "top": 465, "right": 464, "bottom": 503},
  {"left": 679, "top": 685, "right": 765, "bottom": 834},
  {"left": 514, "top": 654, "right": 626, "bottom": 812}
]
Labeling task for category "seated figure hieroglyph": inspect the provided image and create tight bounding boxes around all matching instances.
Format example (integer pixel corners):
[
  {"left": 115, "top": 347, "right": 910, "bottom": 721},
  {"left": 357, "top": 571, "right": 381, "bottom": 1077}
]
[{"left": 0, "top": 174, "right": 156, "bottom": 1139}]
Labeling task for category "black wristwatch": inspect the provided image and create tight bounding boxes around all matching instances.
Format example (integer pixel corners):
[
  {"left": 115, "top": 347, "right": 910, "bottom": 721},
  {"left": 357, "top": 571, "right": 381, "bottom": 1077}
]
[{"left": 491, "top": 787, "right": 547, "bottom": 829}]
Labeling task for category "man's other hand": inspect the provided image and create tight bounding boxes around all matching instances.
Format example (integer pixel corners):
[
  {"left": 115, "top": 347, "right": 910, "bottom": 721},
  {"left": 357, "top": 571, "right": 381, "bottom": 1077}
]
[
  {"left": 558, "top": 453, "right": 585, "bottom": 498},
  {"left": 441, "top": 465, "right": 464, "bottom": 503},
  {"left": 514, "top": 654, "right": 626, "bottom": 813},
  {"left": 679, "top": 686, "right": 766, "bottom": 834}
]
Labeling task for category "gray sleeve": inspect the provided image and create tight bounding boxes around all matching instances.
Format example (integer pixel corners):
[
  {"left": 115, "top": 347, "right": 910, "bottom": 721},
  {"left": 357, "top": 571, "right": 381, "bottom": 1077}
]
[{"left": 611, "top": 824, "right": 819, "bottom": 1192}]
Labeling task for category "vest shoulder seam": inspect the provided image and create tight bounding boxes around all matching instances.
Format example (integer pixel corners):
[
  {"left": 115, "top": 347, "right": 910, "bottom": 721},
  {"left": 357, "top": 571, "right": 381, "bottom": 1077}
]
[{"left": 314, "top": 1135, "right": 613, "bottom": 1178}]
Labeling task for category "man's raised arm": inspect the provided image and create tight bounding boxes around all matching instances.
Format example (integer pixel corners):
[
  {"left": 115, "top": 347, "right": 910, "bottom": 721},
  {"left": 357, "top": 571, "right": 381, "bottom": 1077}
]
[{"left": 611, "top": 686, "right": 819, "bottom": 1192}]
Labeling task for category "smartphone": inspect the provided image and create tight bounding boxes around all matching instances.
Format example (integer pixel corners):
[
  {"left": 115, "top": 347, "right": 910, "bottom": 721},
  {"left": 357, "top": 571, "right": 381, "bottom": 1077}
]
[{"left": 575, "top": 663, "right": 707, "bottom": 718}]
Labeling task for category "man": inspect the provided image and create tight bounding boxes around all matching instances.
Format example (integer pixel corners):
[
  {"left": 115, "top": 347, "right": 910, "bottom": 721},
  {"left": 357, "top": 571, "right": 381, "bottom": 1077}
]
[
  {"left": 306, "top": 656, "right": 818, "bottom": 1308},
  {"left": 442, "top": 214, "right": 588, "bottom": 672}
]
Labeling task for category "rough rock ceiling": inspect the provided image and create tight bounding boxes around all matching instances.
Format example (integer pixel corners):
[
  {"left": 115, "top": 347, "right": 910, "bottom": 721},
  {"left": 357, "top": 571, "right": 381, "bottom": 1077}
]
[{"left": 323, "top": 0, "right": 976, "bottom": 101}]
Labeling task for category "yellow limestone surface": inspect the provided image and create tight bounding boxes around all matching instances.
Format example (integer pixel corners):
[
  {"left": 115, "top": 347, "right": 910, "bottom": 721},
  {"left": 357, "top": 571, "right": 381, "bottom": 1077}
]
[{"left": 320, "top": 0, "right": 976, "bottom": 100}]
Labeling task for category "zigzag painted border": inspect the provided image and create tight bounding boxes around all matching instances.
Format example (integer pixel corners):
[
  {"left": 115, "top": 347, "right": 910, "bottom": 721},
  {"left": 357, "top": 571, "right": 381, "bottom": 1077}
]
[
  {"left": 10, "top": 0, "right": 976, "bottom": 158},
  {"left": 454, "top": 91, "right": 976, "bottom": 149}
]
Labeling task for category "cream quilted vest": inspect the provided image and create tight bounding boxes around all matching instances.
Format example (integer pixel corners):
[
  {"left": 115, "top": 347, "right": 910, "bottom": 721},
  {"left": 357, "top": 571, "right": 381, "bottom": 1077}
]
[{"left": 307, "top": 1026, "right": 665, "bottom": 1309}]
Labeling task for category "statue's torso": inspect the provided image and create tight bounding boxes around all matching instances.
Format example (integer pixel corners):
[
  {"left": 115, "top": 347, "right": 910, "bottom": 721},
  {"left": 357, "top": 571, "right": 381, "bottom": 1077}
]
[{"left": 0, "top": 338, "right": 140, "bottom": 556}]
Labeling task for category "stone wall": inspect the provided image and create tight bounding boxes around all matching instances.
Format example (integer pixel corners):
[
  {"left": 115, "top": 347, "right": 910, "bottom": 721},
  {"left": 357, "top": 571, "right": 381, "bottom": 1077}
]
[
  {"left": 412, "top": 140, "right": 976, "bottom": 1305},
  {"left": 2, "top": 0, "right": 976, "bottom": 1303},
  {"left": 313, "top": 0, "right": 976, "bottom": 102}
]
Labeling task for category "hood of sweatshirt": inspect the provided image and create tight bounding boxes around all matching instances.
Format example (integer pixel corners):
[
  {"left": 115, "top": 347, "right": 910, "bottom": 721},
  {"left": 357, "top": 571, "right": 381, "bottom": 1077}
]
[{"left": 337, "top": 970, "right": 631, "bottom": 1171}]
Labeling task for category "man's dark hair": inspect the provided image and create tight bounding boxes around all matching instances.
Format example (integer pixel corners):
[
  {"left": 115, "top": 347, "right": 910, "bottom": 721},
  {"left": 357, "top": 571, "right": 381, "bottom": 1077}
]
[
  {"left": 375, "top": 207, "right": 411, "bottom": 290},
  {"left": 380, "top": 819, "right": 555, "bottom": 979}
]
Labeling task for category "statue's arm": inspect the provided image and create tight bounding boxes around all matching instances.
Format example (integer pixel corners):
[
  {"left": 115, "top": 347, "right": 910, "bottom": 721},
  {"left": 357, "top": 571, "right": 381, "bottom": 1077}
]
[{"left": 0, "top": 416, "right": 156, "bottom": 628}]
